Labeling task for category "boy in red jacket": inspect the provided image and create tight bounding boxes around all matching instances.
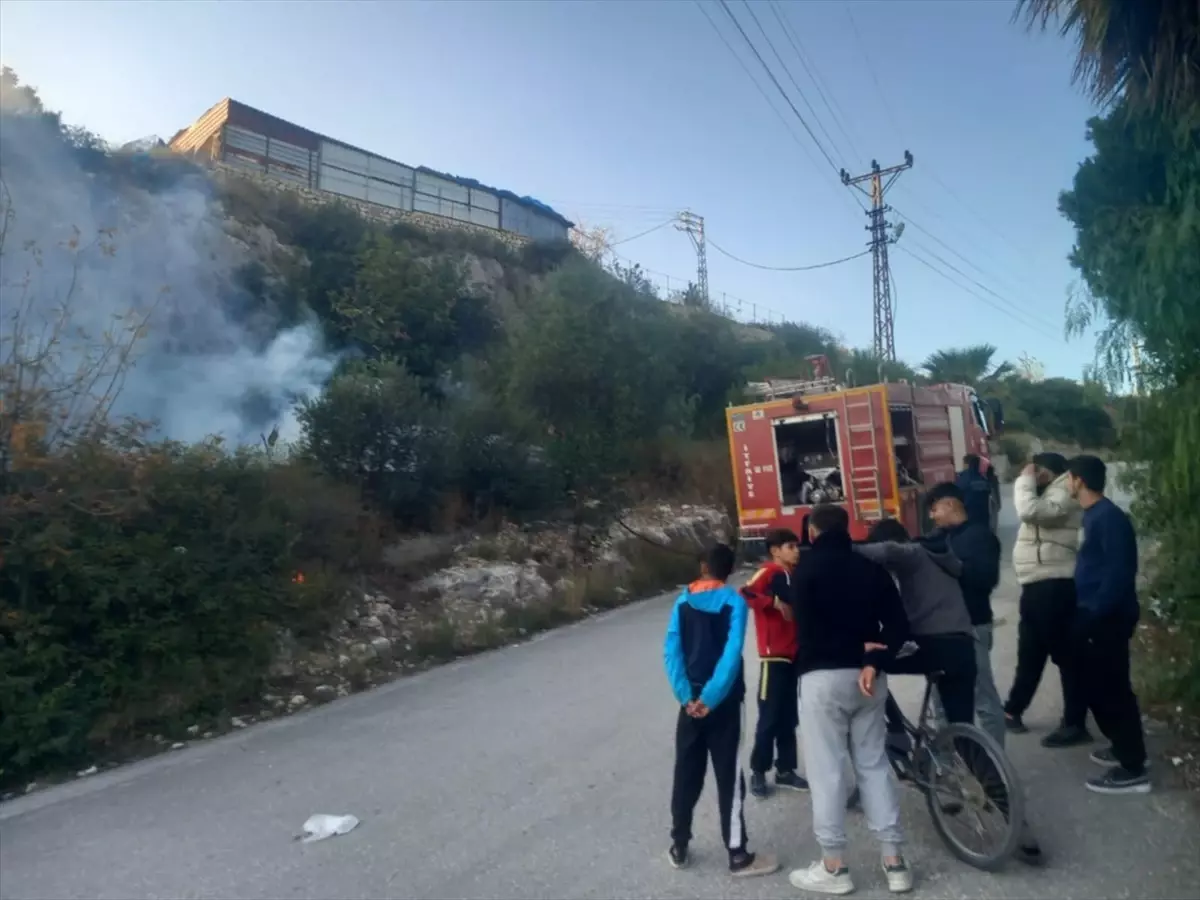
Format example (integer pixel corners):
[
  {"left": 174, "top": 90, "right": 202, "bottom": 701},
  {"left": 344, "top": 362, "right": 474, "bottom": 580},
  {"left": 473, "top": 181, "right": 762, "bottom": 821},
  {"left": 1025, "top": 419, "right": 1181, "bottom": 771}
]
[{"left": 741, "top": 528, "right": 808, "bottom": 798}]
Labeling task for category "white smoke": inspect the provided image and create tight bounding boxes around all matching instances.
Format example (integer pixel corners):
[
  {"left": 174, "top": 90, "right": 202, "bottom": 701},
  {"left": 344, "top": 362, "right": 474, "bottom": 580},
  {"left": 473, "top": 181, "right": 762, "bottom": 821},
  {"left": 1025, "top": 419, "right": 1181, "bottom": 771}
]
[{"left": 0, "top": 112, "right": 338, "bottom": 447}]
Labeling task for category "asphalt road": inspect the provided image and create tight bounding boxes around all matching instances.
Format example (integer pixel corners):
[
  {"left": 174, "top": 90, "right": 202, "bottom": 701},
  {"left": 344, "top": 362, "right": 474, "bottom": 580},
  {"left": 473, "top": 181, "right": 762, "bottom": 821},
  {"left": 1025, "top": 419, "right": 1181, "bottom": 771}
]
[{"left": 3, "top": 475, "right": 1197, "bottom": 900}]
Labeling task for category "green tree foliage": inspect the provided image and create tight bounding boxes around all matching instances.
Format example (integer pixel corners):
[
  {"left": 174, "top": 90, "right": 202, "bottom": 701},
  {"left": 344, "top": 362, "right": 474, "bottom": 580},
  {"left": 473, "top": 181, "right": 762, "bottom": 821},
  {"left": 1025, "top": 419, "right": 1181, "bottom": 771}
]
[
  {"left": 296, "top": 358, "right": 451, "bottom": 527},
  {"left": 331, "top": 234, "right": 483, "bottom": 381},
  {"left": 502, "top": 259, "right": 692, "bottom": 500},
  {"left": 922, "top": 344, "right": 1015, "bottom": 386},
  {"left": 1056, "top": 96, "right": 1200, "bottom": 707},
  {"left": 1002, "top": 377, "right": 1117, "bottom": 447}
]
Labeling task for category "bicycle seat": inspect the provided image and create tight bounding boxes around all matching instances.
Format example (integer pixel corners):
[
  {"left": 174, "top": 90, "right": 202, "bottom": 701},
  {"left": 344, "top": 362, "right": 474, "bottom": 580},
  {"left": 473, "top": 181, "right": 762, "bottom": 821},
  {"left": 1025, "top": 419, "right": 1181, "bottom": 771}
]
[{"left": 925, "top": 670, "right": 945, "bottom": 683}]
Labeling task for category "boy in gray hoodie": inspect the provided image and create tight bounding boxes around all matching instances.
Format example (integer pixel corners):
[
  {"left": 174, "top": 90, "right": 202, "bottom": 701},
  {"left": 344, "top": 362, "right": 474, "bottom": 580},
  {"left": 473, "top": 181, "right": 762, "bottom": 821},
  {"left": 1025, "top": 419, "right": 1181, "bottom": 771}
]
[{"left": 854, "top": 518, "right": 977, "bottom": 729}]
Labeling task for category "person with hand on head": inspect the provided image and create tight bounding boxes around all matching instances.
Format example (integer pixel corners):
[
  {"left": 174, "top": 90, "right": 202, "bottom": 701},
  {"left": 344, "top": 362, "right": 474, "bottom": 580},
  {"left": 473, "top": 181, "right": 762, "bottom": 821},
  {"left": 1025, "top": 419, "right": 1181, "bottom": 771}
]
[
  {"left": 740, "top": 528, "right": 808, "bottom": 799},
  {"left": 955, "top": 453, "right": 996, "bottom": 530},
  {"left": 1004, "top": 453, "right": 1089, "bottom": 748},
  {"left": 1065, "top": 455, "right": 1151, "bottom": 795},
  {"left": 922, "top": 481, "right": 1045, "bottom": 865},
  {"left": 921, "top": 482, "right": 1006, "bottom": 745},
  {"left": 663, "top": 543, "right": 779, "bottom": 878},
  {"left": 788, "top": 505, "right": 914, "bottom": 896}
]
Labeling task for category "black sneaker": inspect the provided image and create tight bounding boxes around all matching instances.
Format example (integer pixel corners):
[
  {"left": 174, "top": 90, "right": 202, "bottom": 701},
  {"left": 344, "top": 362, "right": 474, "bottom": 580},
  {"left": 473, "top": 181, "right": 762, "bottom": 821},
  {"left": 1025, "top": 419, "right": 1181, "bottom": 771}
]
[
  {"left": 846, "top": 787, "right": 861, "bottom": 810},
  {"left": 1086, "top": 765, "right": 1151, "bottom": 795},
  {"left": 1005, "top": 713, "right": 1029, "bottom": 734},
  {"left": 775, "top": 770, "right": 810, "bottom": 792},
  {"left": 1041, "top": 724, "right": 1092, "bottom": 748},
  {"left": 749, "top": 771, "right": 770, "bottom": 799},
  {"left": 1090, "top": 746, "right": 1152, "bottom": 769},
  {"left": 667, "top": 843, "right": 689, "bottom": 869}
]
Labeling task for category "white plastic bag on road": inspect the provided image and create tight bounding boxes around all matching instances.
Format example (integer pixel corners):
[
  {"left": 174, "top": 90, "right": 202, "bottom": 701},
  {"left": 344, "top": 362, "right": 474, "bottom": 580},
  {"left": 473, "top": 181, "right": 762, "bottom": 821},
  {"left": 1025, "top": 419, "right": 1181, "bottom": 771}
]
[{"left": 301, "top": 813, "right": 360, "bottom": 843}]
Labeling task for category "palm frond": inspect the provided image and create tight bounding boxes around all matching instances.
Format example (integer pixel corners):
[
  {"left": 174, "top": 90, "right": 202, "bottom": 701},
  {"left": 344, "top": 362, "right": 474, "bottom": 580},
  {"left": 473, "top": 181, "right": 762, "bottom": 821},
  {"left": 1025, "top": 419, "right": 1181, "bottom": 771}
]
[{"left": 1015, "top": 0, "right": 1200, "bottom": 115}]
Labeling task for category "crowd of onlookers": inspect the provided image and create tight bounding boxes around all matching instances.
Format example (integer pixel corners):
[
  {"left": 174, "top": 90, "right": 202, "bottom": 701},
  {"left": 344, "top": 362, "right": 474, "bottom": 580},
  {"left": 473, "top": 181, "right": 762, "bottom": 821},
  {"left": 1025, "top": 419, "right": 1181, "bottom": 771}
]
[{"left": 661, "top": 453, "right": 1147, "bottom": 894}]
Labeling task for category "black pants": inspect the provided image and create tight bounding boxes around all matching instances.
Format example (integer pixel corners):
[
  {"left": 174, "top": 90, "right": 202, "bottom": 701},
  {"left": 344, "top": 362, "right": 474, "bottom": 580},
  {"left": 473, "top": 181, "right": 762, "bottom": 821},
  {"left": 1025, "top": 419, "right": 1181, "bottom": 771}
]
[
  {"left": 750, "top": 659, "right": 798, "bottom": 775},
  {"left": 670, "top": 698, "right": 747, "bottom": 854},
  {"left": 1005, "top": 579, "right": 1087, "bottom": 728},
  {"left": 1075, "top": 612, "right": 1148, "bottom": 773},
  {"left": 884, "top": 633, "right": 978, "bottom": 731}
]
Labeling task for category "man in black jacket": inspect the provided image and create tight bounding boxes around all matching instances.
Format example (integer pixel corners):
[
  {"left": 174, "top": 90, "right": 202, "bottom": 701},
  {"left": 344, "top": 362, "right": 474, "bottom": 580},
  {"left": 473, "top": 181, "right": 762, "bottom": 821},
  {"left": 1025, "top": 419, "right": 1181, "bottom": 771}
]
[
  {"left": 922, "top": 481, "right": 1006, "bottom": 745},
  {"left": 922, "top": 481, "right": 1043, "bottom": 865},
  {"left": 788, "top": 505, "right": 914, "bottom": 895}
]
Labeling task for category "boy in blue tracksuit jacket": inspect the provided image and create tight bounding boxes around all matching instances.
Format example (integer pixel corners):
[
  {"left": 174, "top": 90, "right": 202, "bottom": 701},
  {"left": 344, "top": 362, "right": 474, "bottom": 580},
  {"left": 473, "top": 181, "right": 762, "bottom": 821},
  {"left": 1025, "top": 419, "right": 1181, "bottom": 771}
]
[{"left": 663, "top": 543, "right": 778, "bottom": 878}]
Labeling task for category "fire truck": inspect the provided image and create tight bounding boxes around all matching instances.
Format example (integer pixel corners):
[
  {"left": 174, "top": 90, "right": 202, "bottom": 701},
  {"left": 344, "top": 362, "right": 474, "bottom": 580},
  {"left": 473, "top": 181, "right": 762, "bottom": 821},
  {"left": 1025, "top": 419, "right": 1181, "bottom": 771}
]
[{"left": 726, "top": 355, "right": 1002, "bottom": 550}]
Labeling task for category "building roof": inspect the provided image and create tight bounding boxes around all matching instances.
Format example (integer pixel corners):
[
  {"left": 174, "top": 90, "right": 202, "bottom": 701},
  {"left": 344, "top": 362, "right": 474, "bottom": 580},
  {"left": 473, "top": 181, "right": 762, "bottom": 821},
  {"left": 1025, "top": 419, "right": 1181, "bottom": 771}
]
[{"left": 176, "top": 98, "right": 573, "bottom": 229}]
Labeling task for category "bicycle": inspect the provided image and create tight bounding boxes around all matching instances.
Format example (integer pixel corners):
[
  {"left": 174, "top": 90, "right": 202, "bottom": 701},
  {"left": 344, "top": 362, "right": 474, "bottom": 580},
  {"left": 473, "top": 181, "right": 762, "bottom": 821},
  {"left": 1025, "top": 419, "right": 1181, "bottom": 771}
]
[{"left": 883, "top": 671, "right": 1025, "bottom": 871}]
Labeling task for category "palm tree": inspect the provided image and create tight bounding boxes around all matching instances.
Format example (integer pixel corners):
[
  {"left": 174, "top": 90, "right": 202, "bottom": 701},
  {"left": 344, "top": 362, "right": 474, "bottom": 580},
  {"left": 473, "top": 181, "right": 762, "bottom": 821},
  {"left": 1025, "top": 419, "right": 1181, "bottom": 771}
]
[
  {"left": 1015, "top": 0, "right": 1200, "bottom": 115},
  {"left": 840, "top": 348, "right": 922, "bottom": 387},
  {"left": 922, "top": 345, "right": 1015, "bottom": 386}
]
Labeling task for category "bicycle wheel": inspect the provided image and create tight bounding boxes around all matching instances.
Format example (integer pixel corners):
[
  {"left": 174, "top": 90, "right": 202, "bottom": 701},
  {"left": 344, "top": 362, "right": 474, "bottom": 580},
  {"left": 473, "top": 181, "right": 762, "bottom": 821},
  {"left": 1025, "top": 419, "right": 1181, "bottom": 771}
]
[{"left": 923, "top": 723, "right": 1025, "bottom": 871}]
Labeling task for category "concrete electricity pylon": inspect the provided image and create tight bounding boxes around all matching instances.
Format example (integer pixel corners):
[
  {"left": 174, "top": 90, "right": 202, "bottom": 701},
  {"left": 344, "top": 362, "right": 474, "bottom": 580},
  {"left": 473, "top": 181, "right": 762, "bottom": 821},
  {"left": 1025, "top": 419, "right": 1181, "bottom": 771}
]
[
  {"left": 675, "top": 210, "right": 709, "bottom": 308},
  {"left": 841, "top": 152, "right": 913, "bottom": 361}
]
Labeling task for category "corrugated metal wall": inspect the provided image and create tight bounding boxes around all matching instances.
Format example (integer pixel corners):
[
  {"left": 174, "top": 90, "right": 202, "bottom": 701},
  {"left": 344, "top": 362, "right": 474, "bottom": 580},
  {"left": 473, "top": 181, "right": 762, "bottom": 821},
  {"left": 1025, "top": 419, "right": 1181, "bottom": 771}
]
[
  {"left": 223, "top": 125, "right": 316, "bottom": 186},
  {"left": 201, "top": 103, "right": 566, "bottom": 240}
]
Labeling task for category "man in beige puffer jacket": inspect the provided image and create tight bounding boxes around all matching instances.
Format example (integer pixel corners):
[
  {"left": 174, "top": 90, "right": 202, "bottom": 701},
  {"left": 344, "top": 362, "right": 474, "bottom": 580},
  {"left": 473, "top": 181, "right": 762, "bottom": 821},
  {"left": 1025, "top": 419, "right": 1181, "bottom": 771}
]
[{"left": 1003, "top": 453, "right": 1092, "bottom": 748}]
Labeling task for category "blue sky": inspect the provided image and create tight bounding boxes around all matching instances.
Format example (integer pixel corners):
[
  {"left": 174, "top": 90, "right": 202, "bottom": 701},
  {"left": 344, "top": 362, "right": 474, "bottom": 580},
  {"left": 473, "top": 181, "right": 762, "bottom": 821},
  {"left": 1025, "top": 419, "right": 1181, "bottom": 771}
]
[{"left": 1, "top": 0, "right": 1101, "bottom": 377}]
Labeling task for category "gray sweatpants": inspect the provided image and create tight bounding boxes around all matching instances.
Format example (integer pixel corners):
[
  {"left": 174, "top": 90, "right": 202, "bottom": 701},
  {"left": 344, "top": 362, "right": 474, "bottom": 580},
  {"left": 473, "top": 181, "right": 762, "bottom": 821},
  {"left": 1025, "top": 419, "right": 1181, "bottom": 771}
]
[
  {"left": 972, "top": 624, "right": 1006, "bottom": 747},
  {"left": 799, "top": 669, "right": 904, "bottom": 858}
]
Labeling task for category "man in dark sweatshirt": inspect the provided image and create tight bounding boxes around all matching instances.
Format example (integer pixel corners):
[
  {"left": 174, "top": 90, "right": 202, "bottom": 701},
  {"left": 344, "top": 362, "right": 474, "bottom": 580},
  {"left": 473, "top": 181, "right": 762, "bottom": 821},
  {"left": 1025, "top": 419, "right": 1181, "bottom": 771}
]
[
  {"left": 920, "top": 481, "right": 1006, "bottom": 747},
  {"left": 854, "top": 518, "right": 977, "bottom": 731},
  {"left": 1066, "top": 455, "right": 1150, "bottom": 795},
  {"left": 787, "top": 505, "right": 914, "bottom": 895}
]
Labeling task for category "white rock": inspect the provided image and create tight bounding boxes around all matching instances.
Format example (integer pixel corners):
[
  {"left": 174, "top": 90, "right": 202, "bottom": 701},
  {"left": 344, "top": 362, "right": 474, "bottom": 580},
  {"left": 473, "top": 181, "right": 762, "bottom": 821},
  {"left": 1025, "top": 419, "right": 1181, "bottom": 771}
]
[
  {"left": 231, "top": 716, "right": 247, "bottom": 729},
  {"left": 371, "top": 636, "right": 393, "bottom": 657},
  {"left": 77, "top": 766, "right": 99, "bottom": 778},
  {"left": 186, "top": 724, "right": 200, "bottom": 736},
  {"left": 171, "top": 742, "right": 185, "bottom": 750},
  {"left": 289, "top": 694, "right": 308, "bottom": 709},
  {"left": 313, "top": 684, "right": 337, "bottom": 702}
]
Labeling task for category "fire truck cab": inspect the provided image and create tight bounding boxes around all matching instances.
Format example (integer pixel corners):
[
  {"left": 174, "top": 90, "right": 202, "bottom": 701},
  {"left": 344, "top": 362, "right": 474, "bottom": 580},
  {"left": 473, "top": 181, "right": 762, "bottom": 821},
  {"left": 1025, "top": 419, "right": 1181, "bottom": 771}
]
[{"left": 726, "top": 358, "right": 1000, "bottom": 550}]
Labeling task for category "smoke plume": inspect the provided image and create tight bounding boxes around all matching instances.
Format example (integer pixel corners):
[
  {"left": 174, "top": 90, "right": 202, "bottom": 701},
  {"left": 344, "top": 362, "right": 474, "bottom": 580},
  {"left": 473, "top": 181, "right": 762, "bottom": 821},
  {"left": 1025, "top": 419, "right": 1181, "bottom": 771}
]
[{"left": 0, "top": 109, "right": 338, "bottom": 447}]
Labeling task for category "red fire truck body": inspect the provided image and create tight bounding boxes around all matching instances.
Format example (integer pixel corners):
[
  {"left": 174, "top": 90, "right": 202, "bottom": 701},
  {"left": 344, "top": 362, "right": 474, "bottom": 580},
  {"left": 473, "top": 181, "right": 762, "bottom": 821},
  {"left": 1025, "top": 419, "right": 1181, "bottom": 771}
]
[{"left": 726, "top": 371, "right": 999, "bottom": 547}]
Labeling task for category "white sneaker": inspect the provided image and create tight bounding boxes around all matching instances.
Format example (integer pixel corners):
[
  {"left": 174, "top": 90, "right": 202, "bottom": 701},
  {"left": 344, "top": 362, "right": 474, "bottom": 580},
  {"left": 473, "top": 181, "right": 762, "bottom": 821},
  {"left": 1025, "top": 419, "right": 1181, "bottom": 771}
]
[
  {"left": 882, "top": 859, "right": 914, "bottom": 893},
  {"left": 788, "top": 860, "right": 855, "bottom": 895}
]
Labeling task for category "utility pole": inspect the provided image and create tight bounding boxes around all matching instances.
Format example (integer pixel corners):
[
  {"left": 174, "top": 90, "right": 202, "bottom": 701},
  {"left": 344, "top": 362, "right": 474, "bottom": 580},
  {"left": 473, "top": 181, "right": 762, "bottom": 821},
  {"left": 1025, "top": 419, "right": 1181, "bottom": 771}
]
[
  {"left": 841, "top": 152, "right": 913, "bottom": 361},
  {"left": 675, "top": 210, "right": 709, "bottom": 308}
]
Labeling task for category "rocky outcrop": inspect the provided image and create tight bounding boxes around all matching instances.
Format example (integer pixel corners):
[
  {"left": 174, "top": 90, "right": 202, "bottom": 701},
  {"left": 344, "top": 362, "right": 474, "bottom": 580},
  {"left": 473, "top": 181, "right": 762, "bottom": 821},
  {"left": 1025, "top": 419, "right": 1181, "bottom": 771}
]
[{"left": 262, "top": 503, "right": 728, "bottom": 713}]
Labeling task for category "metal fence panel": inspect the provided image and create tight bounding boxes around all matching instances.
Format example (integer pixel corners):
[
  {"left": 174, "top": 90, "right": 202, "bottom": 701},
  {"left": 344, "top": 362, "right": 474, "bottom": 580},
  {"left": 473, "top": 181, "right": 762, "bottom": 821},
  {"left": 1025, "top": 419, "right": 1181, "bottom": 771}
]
[
  {"left": 469, "top": 187, "right": 500, "bottom": 213},
  {"left": 369, "top": 156, "right": 415, "bottom": 188},
  {"left": 468, "top": 206, "right": 500, "bottom": 229},
  {"left": 321, "top": 140, "right": 370, "bottom": 176},
  {"left": 224, "top": 125, "right": 268, "bottom": 156},
  {"left": 319, "top": 164, "right": 369, "bottom": 201},
  {"left": 366, "top": 180, "right": 411, "bottom": 210}
]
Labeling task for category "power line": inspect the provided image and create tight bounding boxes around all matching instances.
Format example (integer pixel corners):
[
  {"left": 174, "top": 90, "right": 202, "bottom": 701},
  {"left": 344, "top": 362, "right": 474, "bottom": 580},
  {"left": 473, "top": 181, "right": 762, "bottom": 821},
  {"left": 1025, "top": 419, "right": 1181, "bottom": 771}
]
[
  {"left": 769, "top": 0, "right": 864, "bottom": 168},
  {"left": 693, "top": 0, "right": 835, "bottom": 183},
  {"left": 739, "top": 0, "right": 850, "bottom": 167},
  {"left": 844, "top": 7, "right": 906, "bottom": 147},
  {"left": 903, "top": 236, "right": 1063, "bottom": 333},
  {"left": 708, "top": 239, "right": 870, "bottom": 272},
  {"left": 608, "top": 219, "right": 676, "bottom": 247},
  {"left": 895, "top": 244, "right": 1064, "bottom": 342},
  {"left": 716, "top": 0, "right": 841, "bottom": 175},
  {"left": 889, "top": 203, "right": 1040, "bottom": 302}
]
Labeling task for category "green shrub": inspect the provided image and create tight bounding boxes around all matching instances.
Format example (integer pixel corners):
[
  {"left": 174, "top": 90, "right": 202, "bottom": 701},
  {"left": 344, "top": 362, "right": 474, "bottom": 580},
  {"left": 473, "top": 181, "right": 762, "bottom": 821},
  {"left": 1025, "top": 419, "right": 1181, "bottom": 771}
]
[{"left": 0, "top": 427, "right": 380, "bottom": 787}]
